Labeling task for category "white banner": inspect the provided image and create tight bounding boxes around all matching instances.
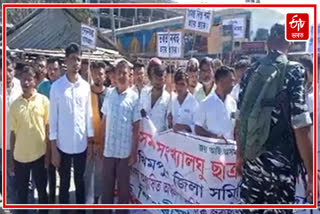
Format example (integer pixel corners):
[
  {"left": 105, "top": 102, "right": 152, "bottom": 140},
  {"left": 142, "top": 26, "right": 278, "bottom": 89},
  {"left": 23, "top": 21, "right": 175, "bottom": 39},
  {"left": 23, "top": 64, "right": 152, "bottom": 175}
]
[
  {"left": 184, "top": 8, "right": 213, "bottom": 34},
  {"left": 222, "top": 17, "right": 246, "bottom": 39},
  {"left": 129, "top": 118, "right": 315, "bottom": 214},
  {"left": 157, "top": 32, "right": 182, "bottom": 58},
  {"left": 81, "top": 24, "right": 96, "bottom": 50}
]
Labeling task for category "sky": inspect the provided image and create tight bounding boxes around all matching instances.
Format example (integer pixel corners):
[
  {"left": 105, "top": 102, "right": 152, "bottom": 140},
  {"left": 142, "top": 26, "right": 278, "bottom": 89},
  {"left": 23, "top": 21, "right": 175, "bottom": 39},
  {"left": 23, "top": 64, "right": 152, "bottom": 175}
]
[{"left": 172, "top": 1, "right": 317, "bottom": 39}]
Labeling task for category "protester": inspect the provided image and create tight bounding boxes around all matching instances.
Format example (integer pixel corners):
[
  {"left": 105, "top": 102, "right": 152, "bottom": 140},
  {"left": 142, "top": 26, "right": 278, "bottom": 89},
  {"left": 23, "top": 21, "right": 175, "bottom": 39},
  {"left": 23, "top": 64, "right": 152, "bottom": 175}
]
[
  {"left": 80, "top": 59, "right": 90, "bottom": 82},
  {"left": 299, "top": 55, "right": 314, "bottom": 117},
  {"left": 84, "top": 61, "right": 107, "bottom": 205},
  {"left": 186, "top": 57, "right": 202, "bottom": 95},
  {"left": 35, "top": 56, "right": 49, "bottom": 88},
  {"left": 212, "top": 58, "right": 223, "bottom": 71},
  {"left": 49, "top": 43, "right": 94, "bottom": 214},
  {"left": 140, "top": 63, "right": 170, "bottom": 132},
  {"left": 230, "top": 59, "right": 249, "bottom": 102},
  {"left": 195, "top": 66, "right": 236, "bottom": 140},
  {"left": 105, "top": 64, "right": 116, "bottom": 87},
  {"left": 170, "top": 69, "right": 198, "bottom": 133},
  {"left": 129, "top": 66, "right": 134, "bottom": 88},
  {"left": 37, "top": 57, "right": 62, "bottom": 204},
  {"left": 9, "top": 65, "right": 49, "bottom": 214},
  {"left": 38, "top": 57, "right": 62, "bottom": 99},
  {"left": 0, "top": 58, "right": 22, "bottom": 205},
  {"left": 2, "top": 20, "right": 315, "bottom": 211},
  {"left": 299, "top": 55, "right": 314, "bottom": 142},
  {"left": 194, "top": 57, "right": 216, "bottom": 102},
  {"left": 146, "top": 57, "right": 162, "bottom": 84},
  {"left": 236, "top": 24, "right": 313, "bottom": 212},
  {"left": 132, "top": 60, "right": 145, "bottom": 96},
  {"left": 100, "top": 60, "right": 140, "bottom": 214}
]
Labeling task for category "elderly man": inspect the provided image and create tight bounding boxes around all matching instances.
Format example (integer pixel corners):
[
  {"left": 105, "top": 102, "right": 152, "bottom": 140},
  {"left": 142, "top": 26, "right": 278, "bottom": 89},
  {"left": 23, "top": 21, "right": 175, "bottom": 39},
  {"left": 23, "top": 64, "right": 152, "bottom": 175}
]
[{"left": 186, "top": 58, "right": 202, "bottom": 95}]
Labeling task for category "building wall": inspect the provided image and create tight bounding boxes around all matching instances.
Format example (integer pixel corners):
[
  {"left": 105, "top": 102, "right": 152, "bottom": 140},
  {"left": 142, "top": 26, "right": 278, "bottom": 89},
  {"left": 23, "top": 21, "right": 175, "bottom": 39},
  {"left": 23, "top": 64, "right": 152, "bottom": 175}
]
[{"left": 115, "top": 9, "right": 251, "bottom": 57}]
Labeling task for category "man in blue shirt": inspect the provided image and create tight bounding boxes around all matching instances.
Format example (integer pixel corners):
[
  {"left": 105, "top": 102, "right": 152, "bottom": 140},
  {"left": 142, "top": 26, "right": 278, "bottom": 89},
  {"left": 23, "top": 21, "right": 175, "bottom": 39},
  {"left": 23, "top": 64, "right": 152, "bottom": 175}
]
[
  {"left": 38, "top": 57, "right": 61, "bottom": 99},
  {"left": 35, "top": 56, "right": 49, "bottom": 89},
  {"left": 37, "top": 57, "right": 61, "bottom": 204},
  {"left": 100, "top": 60, "right": 140, "bottom": 214}
]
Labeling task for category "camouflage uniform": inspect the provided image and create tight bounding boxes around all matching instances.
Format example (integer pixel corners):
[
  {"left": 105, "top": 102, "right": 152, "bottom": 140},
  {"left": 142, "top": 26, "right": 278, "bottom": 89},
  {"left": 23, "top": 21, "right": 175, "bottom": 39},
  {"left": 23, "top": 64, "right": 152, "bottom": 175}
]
[{"left": 238, "top": 50, "right": 312, "bottom": 213}]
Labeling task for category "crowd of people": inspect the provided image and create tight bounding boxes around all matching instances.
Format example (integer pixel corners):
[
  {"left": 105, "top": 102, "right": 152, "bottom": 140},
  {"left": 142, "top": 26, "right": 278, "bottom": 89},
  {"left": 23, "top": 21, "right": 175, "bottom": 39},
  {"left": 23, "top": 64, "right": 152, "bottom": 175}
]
[{"left": 0, "top": 23, "right": 315, "bottom": 214}]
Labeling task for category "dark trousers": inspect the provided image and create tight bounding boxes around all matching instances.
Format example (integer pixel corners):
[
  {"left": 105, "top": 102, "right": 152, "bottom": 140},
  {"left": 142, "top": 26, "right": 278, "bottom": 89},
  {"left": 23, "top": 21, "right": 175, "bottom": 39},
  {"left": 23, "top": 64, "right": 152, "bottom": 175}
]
[
  {"left": 0, "top": 149, "right": 16, "bottom": 202},
  {"left": 58, "top": 149, "right": 86, "bottom": 214},
  {"left": 14, "top": 156, "right": 48, "bottom": 214},
  {"left": 48, "top": 164, "right": 56, "bottom": 204},
  {"left": 101, "top": 157, "right": 130, "bottom": 214}
]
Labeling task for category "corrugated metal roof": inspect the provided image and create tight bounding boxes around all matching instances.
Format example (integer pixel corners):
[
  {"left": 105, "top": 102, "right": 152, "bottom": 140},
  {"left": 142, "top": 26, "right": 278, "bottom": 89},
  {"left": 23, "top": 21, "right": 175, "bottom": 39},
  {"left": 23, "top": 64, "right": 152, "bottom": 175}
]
[
  {"left": 21, "top": 47, "right": 123, "bottom": 62},
  {"left": 7, "top": 9, "right": 118, "bottom": 51}
]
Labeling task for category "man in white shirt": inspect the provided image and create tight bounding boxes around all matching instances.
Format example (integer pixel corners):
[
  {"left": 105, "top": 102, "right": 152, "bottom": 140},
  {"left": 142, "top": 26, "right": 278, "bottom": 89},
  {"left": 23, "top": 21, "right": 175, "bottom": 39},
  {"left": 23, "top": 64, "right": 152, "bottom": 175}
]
[
  {"left": 230, "top": 60, "right": 249, "bottom": 102},
  {"left": 194, "top": 57, "right": 216, "bottom": 102},
  {"left": 50, "top": 43, "right": 94, "bottom": 213},
  {"left": 170, "top": 69, "right": 198, "bottom": 133},
  {"left": 299, "top": 55, "right": 314, "bottom": 141},
  {"left": 131, "top": 60, "right": 145, "bottom": 96},
  {"left": 146, "top": 57, "right": 161, "bottom": 80},
  {"left": 186, "top": 58, "right": 202, "bottom": 95},
  {"left": 0, "top": 58, "right": 22, "bottom": 205},
  {"left": 195, "top": 66, "right": 236, "bottom": 140},
  {"left": 298, "top": 55, "right": 313, "bottom": 114},
  {"left": 140, "top": 64, "right": 170, "bottom": 133}
]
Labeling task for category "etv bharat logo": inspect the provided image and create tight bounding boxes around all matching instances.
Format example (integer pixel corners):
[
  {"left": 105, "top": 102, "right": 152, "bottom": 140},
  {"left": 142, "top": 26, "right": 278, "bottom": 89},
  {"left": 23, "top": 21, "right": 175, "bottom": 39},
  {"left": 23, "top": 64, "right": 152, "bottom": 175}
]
[
  {"left": 289, "top": 15, "right": 305, "bottom": 31},
  {"left": 286, "top": 13, "right": 309, "bottom": 41}
]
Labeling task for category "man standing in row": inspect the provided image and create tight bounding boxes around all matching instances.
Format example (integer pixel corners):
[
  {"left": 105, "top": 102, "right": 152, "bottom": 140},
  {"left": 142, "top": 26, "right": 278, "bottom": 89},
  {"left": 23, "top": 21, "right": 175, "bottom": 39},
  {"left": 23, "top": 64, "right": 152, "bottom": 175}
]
[
  {"left": 140, "top": 63, "right": 170, "bottom": 132},
  {"left": 85, "top": 61, "right": 107, "bottom": 205},
  {"left": 35, "top": 56, "right": 49, "bottom": 88},
  {"left": 132, "top": 60, "right": 146, "bottom": 96},
  {"left": 9, "top": 66, "right": 49, "bottom": 214},
  {"left": 37, "top": 57, "right": 62, "bottom": 204},
  {"left": 50, "top": 43, "right": 94, "bottom": 214},
  {"left": 194, "top": 57, "right": 216, "bottom": 102},
  {"left": 0, "top": 58, "right": 22, "bottom": 206},
  {"left": 195, "top": 66, "right": 236, "bottom": 140},
  {"left": 230, "top": 59, "right": 249, "bottom": 102},
  {"left": 186, "top": 58, "right": 202, "bottom": 95},
  {"left": 38, "top": 57, "right": 62, "bottom": 98},
  {"left": 170, "top": 69, "right": 198, "bottom": 133},
  {"left": 100, "top": 60, "right": 140, "bottom": 214}
]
